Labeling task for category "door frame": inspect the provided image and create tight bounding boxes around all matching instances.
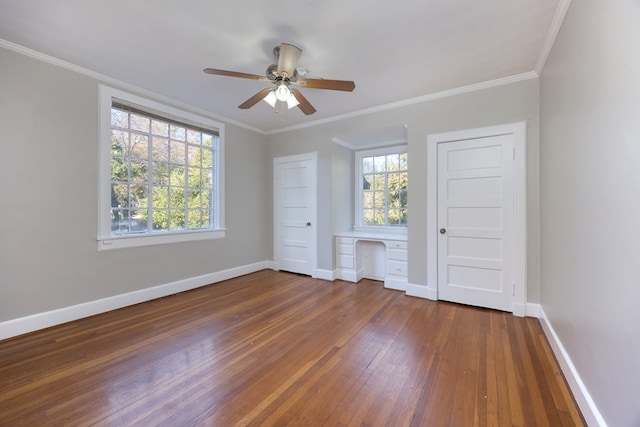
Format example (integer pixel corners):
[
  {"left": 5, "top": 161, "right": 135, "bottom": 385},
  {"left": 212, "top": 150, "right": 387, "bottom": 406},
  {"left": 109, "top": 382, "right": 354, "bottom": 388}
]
[
  {"left": 426, "top": 122, "right": 527, "bottom": 316},
  {"left": 273, "top": 152, "right": 318, "bottom": 277}
]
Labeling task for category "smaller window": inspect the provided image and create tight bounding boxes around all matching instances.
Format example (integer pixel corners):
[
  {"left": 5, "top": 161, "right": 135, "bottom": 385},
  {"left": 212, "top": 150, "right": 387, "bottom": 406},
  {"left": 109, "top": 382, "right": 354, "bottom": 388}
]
[{"left": 355, "top": 146, "right": 408, "bottom": 231}]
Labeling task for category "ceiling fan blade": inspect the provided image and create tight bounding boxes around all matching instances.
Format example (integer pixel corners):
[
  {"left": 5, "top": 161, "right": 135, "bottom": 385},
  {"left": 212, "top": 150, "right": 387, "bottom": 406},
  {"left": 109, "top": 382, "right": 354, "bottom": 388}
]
[
  {"left": 203, "top": 68, "right": 270, "bottom": 82},
  {"left": 277, "top": 43, "right": 302, "bottom": 77},
  {"left": 291, "top": 89, "right": 316, "bottom": 115},
  {"left": 296, "top": 77, "right": 355, "bottom": 92},
  {"left": 238, "top": 88, "right": 273, "bottom": 109}
]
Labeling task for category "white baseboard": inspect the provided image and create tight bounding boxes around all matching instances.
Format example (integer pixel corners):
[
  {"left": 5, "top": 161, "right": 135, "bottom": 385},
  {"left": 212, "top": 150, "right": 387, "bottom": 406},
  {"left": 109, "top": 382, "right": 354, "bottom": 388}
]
[
  {"left": 538, "top": 307, "right": 608, "bottom": 427},
  {"left": 383, "top": 277, "right": 407, "bottom": 291},
  {"left": 406, "top": 282, "right": 431, "bottom": 299},
  {"left": 525, "top": 303, "right": 541, "bottom": 318},
  {"left": 0, "top": 261, "right": 271, "bottom": 341},
  {"left": 315, "top": 269, "right": 335, "bottom": 281}
]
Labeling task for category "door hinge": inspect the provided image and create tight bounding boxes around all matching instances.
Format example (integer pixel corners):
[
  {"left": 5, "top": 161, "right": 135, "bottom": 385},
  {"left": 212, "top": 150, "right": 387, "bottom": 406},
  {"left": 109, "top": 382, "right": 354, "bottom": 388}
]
[
  {"left": 512, "top": 147, "right": 516, "bottom": 160},
  {"left": 512, "top": 284, "right": 516, "bottom": 296}
]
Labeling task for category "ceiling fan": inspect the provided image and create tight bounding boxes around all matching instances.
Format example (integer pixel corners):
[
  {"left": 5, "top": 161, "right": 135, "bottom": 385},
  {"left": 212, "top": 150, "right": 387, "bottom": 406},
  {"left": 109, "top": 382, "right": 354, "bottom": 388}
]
[{"left": 203, "top": 43, "right": 356, "bottom": 115}]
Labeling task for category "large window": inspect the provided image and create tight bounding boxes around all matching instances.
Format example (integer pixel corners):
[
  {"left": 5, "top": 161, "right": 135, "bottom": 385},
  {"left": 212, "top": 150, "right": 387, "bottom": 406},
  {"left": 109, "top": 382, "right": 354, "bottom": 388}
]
[
  {"left": 98, "top": 86, "right": 225, "bottom": 250},
  {"left": 355, "top": 146, "right": 408, "bottom": 230}
]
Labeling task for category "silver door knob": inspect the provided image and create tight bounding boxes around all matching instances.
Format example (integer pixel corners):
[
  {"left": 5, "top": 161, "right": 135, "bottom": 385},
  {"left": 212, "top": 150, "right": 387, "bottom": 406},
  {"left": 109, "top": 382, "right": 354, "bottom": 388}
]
[{"left": 440, "top": 228, "right": 446, "bottom": 234}]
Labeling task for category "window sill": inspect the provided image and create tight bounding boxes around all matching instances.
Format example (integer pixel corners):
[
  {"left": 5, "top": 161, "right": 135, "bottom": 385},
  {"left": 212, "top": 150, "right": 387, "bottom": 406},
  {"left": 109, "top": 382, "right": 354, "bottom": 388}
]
[{"left": 97, "top": 228, "right": 226, "bottom": 251}]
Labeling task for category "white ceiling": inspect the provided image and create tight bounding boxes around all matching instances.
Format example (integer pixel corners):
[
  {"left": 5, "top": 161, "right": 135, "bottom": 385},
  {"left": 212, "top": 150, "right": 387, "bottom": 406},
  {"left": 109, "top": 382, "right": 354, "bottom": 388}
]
[{"left": 0, "top": 0, "right": 561, "bottom": 134}]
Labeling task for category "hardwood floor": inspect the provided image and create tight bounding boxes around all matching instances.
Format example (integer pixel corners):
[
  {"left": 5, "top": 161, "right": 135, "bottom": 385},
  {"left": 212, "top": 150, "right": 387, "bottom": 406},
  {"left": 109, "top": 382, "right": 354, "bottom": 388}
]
[{"left": 0, "top": 270, "right": 584, "bottom": 426}]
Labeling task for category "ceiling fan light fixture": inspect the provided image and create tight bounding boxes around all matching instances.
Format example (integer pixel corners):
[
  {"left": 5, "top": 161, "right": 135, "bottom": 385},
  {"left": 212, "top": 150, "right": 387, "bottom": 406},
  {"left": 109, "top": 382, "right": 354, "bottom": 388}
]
[
  {"left": 263, "top": 90, "right": 277, "bottom": 107},
  {"left": 275, "top": 81, "right": 291, "bottom": 102},
  {"left": 286, "top": 93, "right": 300, "bottom": 109}
]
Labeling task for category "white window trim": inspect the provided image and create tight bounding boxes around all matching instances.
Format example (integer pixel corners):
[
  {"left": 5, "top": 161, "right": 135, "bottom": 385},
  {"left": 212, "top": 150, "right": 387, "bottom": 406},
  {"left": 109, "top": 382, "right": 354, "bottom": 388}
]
[
  {"left": 97, "top": 85, "right": 226, "bottom": 250},
  {"left": 354, "top": 144, "right": 408, "bottom": 234}
]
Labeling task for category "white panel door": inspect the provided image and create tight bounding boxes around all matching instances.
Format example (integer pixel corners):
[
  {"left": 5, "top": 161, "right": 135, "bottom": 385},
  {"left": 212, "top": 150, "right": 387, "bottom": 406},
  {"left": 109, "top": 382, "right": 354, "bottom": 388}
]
[
  {"left": 437, "top": 135, "right": 514, "bottom": 311},
  {"left": 274, "top": 153, "right": 317, "bottom": 276}
]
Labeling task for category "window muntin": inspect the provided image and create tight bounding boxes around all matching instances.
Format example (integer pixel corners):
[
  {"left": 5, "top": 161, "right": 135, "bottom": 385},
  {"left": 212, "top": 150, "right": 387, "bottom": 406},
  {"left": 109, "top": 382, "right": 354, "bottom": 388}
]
[
  {"left": 355, "top": 146, "right": 408, "bottom": 230},
  {"left": 98, "top": 86, "right": 225, "bottom": 250}
]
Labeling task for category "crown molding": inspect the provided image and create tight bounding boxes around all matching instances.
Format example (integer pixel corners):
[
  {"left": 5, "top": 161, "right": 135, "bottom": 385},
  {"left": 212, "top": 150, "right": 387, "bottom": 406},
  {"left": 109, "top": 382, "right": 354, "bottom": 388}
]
[
  {"left": 332, "top": 137, "right": 407, "bottom": 151},
  {"left": 535, "top": 0, "right": 573, "bottom": 75},
  {"left": 266, "top": 71, "right": 538, "bottom": 135},
  {"left": 0, "top": 39, "right": 265, "bottom": 135}
]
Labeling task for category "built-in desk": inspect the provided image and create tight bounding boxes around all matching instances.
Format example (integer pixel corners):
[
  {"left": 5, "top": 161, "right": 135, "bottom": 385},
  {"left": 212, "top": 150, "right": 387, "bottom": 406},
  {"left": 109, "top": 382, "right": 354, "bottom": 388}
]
[{"left": 335, "top": 231, "right": 408, "bottom": 291}]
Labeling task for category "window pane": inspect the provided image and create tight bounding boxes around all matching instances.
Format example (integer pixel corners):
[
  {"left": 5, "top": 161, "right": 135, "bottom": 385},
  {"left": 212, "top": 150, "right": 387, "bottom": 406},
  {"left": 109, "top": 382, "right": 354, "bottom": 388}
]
[
  {"left": 374, "top": 155, "right": 386, "bottom": 172},
  {"left": 152, "top": 209, "right": 168, "bottom": 230},
  {"left": 373, "top": 174, "right": 386, "bottom": 190},
  {"left": 187, "top": 130, "right": 201, "bottom": 144},
  {"left": 388, "top": 173, "right": 400, "bottom": 191},
  {"left": 374, "top": 192, "right": 385, "bottom": 209},
  {"left": 362, "top": 157, "right": 374, "bottom": 174},
  {"left": 170, "top": 141, "right": 186, "bottom": 164},
  {"left": 188, "top": 145, "right": 202, "bottom": 167},
  {"left": 111, "top": 183, "right": 128, "bottom": 208},
  {"left": 111, "top": 158, "right": 128, "bottom": 182},
  {"left": 363, "top": 208, "right": 375, "bottom": 225},
  {"left": 387, "top": 154, "right": 399, "bottom": 171},
  {"left": 130, "top": 114, "right": 150, "bottom": 132},
  {"left": 169, "top": 208, "right": 185, "bottom": 230},
  {"left": 202, "top": 134, "right": 213, "bottom": 147},
  {"left": 400, "top": 152, "right": 408, "bottom": 170},
  {"left": 170, "top": 125, "right": 186, "bottom": 141},
  {"left": 363, "top": 174, "right": 372, "bottom": 190},
  {"left": 130, "top": 183, "right": 146, "bottom": 208},
  {"left": 388, "top": 209, "right": 401, "bottom": 225},
  {"left": 129, "top": 159, "right": 147, "bottom": 183},
  {"left": 373, "top": 209, "right": 385, "bottom": 225},
  {"left": 111, "top": 109, "right": 128, "bottom": 128},
  {"left": 152, "top": 162, "right": 169, "bottom": 185},
  {"left": 130, "top": 134, "right": 148, "bottom": 159},
  {"left": 388, "top": 191, "right": 400, "bottom": 209},
  {"left": 399, "top": 172, "right": 408, "bottom": 189},
  {"left": 151, "top": 120, "right": 169, "bottom": 137},
  {"left": 188, "top": 209, "right": 202, "bottom": 228},
  {"left": 111, "top": 131, "right": 127, "bottom": 156},
  {"left": 362, "top": 190, "right": 374, "bottom": 209},
  {"left": 202, "top": 209, "right": 210, "bottom": 226},
  {"left": 152, "top": 137, "right": 169, "bottom": 162},
  {"left": 170, "top": 188, "right": 185, "bottom": 207},
  {"left": 169, "top": 166, "right": 185, "bottom": 186}
]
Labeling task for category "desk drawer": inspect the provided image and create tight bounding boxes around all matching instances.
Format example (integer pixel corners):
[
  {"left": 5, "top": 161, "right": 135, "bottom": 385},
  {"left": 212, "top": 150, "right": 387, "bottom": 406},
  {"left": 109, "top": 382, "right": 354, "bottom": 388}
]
[
  {"left": 387, "top": 259, "right": 407, "bottom": 277},
  {"left": 336, "top": 243, "right": 354, "bottom": 256},
  {"left": 385, "top": 240, "right": 407, "bottom": 250},
  {"left": 387, "top": 247, "right": 407, "bottom": 261},
  {"left": 337, "top": 254, "right": 354, "bottom": 269},
  {"left": 336, "top": 237, "right": 354, "bottom": 245}
]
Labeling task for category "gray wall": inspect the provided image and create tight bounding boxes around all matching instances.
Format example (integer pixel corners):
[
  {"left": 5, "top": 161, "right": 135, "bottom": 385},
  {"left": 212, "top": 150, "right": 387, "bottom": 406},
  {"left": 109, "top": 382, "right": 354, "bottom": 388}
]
[
  {"left": 540, "top": 1, "right": 640, "bottom": 426},
  {"left": 0, "top": 47, "right": 271, "bottom": 322},
  {"left": 268, "top": 78, "right": 541, "bottom": 302}
]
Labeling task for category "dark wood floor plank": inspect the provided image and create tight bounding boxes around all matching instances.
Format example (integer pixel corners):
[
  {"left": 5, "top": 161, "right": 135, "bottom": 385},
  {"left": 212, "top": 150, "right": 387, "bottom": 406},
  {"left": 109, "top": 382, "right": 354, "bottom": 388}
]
[{"left": 0, "top": 270, "right": 585, "bottom": 426}]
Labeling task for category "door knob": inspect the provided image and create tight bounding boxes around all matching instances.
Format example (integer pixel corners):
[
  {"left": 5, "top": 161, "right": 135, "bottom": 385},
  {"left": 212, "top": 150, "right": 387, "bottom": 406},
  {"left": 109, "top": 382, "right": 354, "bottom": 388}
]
[{"left": 439, "top": 228, "right": 446, "bottom": 234}]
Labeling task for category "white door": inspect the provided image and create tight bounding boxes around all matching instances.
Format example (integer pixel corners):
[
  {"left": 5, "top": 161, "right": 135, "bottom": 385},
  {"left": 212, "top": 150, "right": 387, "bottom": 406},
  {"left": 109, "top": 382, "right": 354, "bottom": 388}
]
[
  {"left": 437, "top": 135, "right": 514, "bottom": 311},
  {"left": 273, "top": 153, "right": 317, "bottom": 276}
]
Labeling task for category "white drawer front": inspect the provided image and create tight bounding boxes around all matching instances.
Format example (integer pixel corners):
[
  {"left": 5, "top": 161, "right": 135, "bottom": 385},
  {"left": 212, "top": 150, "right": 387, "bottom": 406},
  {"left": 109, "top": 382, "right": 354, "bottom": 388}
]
[
  {"left": 336, "top": 237, "right": 354, "bottom": 245},
  {"left": 337, "top": 254, "right": 354, "bottom": 269},
  {"left": 387, "top": 248, "right": 407, "bottom": 261},
  {"left": 385, "top": 240, "right": 407, "bottom": 249},
  {"left": 387, "top": 260, "right": 407, "bottom": 277},
  {"left": 336, "top": 243, "right": 354, "bottom": 256}
]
